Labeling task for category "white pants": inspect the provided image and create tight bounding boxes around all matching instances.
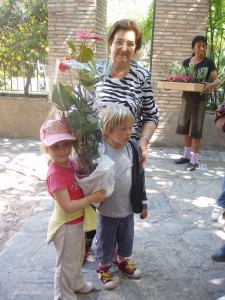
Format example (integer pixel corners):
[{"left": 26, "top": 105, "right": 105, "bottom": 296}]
[{"left": 53, "top": 222, "right": 85, "bottom": 300}]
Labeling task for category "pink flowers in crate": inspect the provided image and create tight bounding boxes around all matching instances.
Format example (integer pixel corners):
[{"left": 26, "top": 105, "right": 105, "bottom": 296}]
[
  {"left": 166, "top": 75, "right": 192, "bottom": 82},
  {"left": 165, "top": 76, "right": 173, "bottom": 81},
  {"left": 183, "top": 75, "right": 192, "bottom": 82},
  {"left": 162, "top": 61, "right": 208, "bottom": 83}
]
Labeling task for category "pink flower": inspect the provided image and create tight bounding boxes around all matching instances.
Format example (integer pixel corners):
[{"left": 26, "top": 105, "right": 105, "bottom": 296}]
[
  {"left": 58, "top": 58, "right": 71, "bottom": 72},
  {"left": 166, "top": 76, "right": 173, "bottom": 81},
  {"left": 184, "top": 75, "right": 192, "bottom": 82},
  {"left": 75, "top": 29, "right": 104, "bottom": 41},
  {"left": 175, "top": 75, "right": 183, "bottom": 81}
]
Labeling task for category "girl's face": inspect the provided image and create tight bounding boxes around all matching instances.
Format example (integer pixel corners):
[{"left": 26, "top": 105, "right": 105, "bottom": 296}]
[
  {"left": 216, "top": 115, "right": 225, "bottom": 132},
  {"left": 109, "top": 30, "right": 136, "bottom": 64},
  {"left": 47, "top": 140, "right": 73, "bottom": 166},
  {"left": 193, "top": 41, "right": 206, "bottom": 58},
  {"left": 106, "top": 120, "right": 133, "bottom": 149}
]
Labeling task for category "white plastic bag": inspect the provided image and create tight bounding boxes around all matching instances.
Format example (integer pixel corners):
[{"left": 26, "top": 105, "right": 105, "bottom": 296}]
[{"left": 75, "top": 155, "right": 115, "bottom": 207}]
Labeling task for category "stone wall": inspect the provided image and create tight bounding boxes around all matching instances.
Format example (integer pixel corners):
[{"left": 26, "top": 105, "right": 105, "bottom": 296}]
[
  {"left": 151, "top": 0, "right": 210, "bottom": 143},
  {"left": 0, "top": 95, "right": 223, "bottom": 149},
  {"left": 0, "top": 96, "right": 57, "bottom": 139},
  {"left": 47, "top": 0, "right": 107, "bottom": 92},
  {"left": 2, "top": 0, "right": 221, "bottom": 150},
  {"left": 152, "top": 111, "right": 225, "bottom": 151}
]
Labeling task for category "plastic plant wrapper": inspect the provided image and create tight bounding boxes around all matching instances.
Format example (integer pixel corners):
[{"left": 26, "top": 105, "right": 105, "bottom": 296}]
[{"left": 75, "top": 155, "right": 115, "bottom": 208}]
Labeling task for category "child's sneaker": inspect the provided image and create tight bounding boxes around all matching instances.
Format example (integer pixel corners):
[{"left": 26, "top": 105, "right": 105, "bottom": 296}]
[
  {"left": 97, "top": 267, "right": 116, "bottom": 290},
  {"left": 211, "top": 206, "right": 225, "bottom": 221},
  {"left": 117, "top": 259, "right": 141, "bottom": 279},
  {"left": 111, "top": 256, "right": 118, "bottom": 266}
]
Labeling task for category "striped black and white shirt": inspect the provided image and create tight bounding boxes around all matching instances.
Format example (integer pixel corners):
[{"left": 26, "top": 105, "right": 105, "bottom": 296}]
[{"left": 92, "top": 62, "right": 159, "bottom": 139}]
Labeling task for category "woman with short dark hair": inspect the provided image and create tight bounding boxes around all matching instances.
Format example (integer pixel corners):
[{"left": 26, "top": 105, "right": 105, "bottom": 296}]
[{"left": 175, "top": 35, "right": 220, "bottom": 171}]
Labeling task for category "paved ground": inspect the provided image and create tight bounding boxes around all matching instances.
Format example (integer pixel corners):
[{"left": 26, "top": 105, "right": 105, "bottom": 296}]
[{"left": 0, "top": 138, "right": 225, "bottom": 300}]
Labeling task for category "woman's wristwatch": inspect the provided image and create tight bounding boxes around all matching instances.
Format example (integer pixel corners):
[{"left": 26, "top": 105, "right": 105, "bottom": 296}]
[{"left": 140, "top": 135, "right": 150, "bottom": 144}]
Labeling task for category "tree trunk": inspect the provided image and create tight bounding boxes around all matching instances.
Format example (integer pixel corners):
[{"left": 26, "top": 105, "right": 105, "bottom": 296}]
[{"left": 24, "top": 64, "right": 32, "bottom": 97}]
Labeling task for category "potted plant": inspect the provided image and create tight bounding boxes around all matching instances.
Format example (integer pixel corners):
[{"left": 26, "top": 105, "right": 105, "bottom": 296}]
[
  {"left": 157, "top": 61, "right": 208, "bottom": 92},
  {"left": 51, "top": 29, "right": 111, "bottom": 176},
  {"left": 50, "top": 29, "right": 115, "bottom": 198}
]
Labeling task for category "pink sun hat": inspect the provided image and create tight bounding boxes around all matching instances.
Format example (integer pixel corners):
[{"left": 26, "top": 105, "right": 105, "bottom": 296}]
[{"left": 40, "top": 118, "right": 76, "bottom": 146}]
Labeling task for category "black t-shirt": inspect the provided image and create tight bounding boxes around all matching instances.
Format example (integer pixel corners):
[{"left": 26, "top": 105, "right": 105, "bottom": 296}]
[{"left": 183, "top": 56, "right": 216, "bottom": 81}]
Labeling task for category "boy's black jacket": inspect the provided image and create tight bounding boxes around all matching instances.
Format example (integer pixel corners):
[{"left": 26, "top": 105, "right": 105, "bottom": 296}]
[{"left": 129, "top": 140, "right": 148, "bottom": 213}]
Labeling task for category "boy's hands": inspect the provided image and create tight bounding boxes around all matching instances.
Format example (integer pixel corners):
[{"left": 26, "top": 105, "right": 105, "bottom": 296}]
[
  {"left": 140, "top": 209, "right": 148, "bottom": 219},
  {"left": 91, "top": 189, "right": 106, "bottom": 203}
]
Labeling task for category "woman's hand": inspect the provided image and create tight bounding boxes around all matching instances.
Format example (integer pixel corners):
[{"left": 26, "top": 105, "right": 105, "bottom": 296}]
[
  {"left": 202, "top": 82, "right": 213, "bottom": 94},
  {"left": 138, "top": 138, "right": 149, "bottom": 165},
  {"left": 139, "top": 123, "right": 157, "bottom": 165},
  {"left": 140, "top": 209, "right": 148, "bottom": 219},
  {"left": 202, "top": 70, "right": 220, "bottom": 94},
  {"left": 139, "top": 147, "right": 148, "bottom": 165}
]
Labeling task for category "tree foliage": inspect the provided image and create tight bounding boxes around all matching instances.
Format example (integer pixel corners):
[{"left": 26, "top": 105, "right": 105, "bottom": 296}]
[
  {"left": 140, "top": 1, "right": 154, "bottom": 46},
  {"left": 0, "top": 0, "right": 48, "bottom": 95},
  {"left": 206, "top": 0, "right": 225, "bottom": 108},
  {"left": 207, "top": 0, "right": 225, "bottom": 76}
]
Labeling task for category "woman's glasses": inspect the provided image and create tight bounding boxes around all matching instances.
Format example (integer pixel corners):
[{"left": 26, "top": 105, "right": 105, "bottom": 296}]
[{"left": 114, "top": 40, "right": 136, "bottom": 51}]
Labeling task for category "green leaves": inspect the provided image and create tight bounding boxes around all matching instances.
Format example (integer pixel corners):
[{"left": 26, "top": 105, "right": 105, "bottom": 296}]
[
  {"left": 0, "top": 0, "right": 47, "bottom": 95},
  {"left": 207, "top": 0, "right": 225, "bottom": 73},
  {"left": 196, "top": 67, "right": 209, "bottom": 82},
  {"left": 52, "top": 81, "right": 101, "bottom": 140},
  {"left": 187, "top": 64, "right": 209, "bottom": 83},
  {"left": 52, "top": 83, "right": 76, "bottom": 111},
  {"left": 162, "top": 62, "right": 209, "bottom": 83},
  {"left": 77, "top": 45, "right": 94, "bottom": 63},
  {"left": 78, "top": 68, "right": 98, "bottom": 91},
  {"left": 67, "top": 110, "right": 101, "bottom": 138},
  {"left": 67, "top": 41, "right": 76, "bottom": 55},
  {"left": 52, "top": 29, "right": 107, "bottom": 170}
]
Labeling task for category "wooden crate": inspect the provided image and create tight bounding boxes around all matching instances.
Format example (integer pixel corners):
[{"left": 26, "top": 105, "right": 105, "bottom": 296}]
[{"left": 157, "top": 81, "right": 204, "bottom": 92}]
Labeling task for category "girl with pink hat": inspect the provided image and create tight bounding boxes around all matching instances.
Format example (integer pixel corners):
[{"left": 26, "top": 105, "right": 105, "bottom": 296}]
[{"left": 40, "top": 118, "right": 106, "bottom": 300}]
